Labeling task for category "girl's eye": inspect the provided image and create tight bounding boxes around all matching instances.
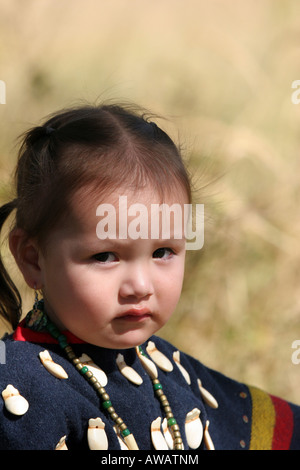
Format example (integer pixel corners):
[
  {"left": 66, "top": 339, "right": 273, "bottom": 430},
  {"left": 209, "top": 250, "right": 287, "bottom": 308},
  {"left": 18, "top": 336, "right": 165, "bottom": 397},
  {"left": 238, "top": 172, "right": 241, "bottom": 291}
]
[
  {"left": 152, "top": 247, "right": 174, "bottom": 259},
  {"left": 93, "top": 252, "right": 117, "bottom": 263}
]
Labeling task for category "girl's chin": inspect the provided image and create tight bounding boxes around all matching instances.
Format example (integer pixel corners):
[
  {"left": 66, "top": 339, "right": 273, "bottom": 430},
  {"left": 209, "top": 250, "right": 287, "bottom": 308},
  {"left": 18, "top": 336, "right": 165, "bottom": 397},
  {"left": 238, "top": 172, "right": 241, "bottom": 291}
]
[
  {"left": 66, "top": 319, "right": 161, "bottom": 349},
  {"left": 86, "top": 331, "right": 157, "bottom": 350}
]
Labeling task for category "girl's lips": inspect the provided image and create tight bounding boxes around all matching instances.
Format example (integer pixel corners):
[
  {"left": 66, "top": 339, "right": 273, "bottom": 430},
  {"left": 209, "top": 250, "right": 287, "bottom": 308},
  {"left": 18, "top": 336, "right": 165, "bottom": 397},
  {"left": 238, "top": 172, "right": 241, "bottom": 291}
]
[{"left": 116, "top": 308, "right": 151, "bottom": 322}]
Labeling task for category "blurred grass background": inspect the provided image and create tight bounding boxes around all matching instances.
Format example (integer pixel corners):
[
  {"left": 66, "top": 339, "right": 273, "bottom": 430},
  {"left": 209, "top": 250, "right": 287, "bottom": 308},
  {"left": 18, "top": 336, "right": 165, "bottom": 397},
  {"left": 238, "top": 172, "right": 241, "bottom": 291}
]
[{"left": 0, "top": 0, "right": 300, "bottom": 403}]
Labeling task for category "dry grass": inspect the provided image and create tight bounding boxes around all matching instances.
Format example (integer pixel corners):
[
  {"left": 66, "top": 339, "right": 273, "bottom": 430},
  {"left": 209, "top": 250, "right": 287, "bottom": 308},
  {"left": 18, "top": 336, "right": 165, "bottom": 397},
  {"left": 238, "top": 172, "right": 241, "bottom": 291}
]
[{"left": 0, "top": 0, "right": 300, "bottom": 403}]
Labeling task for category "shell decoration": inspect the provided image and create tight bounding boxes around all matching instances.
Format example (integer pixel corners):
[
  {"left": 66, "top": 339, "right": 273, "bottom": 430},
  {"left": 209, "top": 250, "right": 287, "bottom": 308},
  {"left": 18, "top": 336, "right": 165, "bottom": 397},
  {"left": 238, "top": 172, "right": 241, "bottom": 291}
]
[
  {"left": 135, "top": 347, "right": 158, "bottom": 379},
  {"left": 185, "top": 408, "right": 203, "bottom": 449},
  {"left": 113, "top": 423, "right": 139, "bottom": 451},
  {"left": 2, "top": 384, "right": 29, "bottom": 416},
  {"left": 39, "top": 350, "right": 68, "bottom": 379},
  {"left": 116, "top": 353, "right": 143, "bottom": 386},
  {"left": 123, "top": 433, "right": 139, "bottom": 450},
  {"left": 162, "top": 418, "right": 174, "bottom": 449},
  {"left": 114, "top": 426, "right": 129, "bottom": 450},
  {"left": 197, "top": 378, "right": 219, "bottom": 409},
  {"left": 88, "top": 417, "right": 108, "bottom": 450},
  {"left": 204, "top": 420, "right": 215, "bottom": 450},
  {"left": 78, "top": 353, "right": 108, "bottom": 386},
  {"left": 151, "top": 417, "right": 169, "bottom": 450},
  {"left": 173, "top": 350, "right": 191, "bottom": 384},
  {"left": 146, "top": 341, "right": 173, "bottom": 372},
  {"left": 55, "top": 435, "right": 68, "bottom": 450}
]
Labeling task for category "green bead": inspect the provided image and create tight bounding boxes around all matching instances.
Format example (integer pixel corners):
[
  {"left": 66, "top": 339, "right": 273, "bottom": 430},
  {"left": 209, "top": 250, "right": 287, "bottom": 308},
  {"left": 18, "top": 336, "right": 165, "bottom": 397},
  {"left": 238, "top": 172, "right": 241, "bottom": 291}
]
[
  {"left": 153, "top": 383, "right": 163, "bottom": 390},
  {"left": 47, "top": 323, "right": 60, "bottom": 338},
  {"left": 58, "top": 334, "right": 68, "bottom": 348},
  {"left": 80, "top": 366, "right": 89, "bottom": 375},
  {"left": 138, "top": 346, "right": 147, "bottom": 357},
  {"left": 121, "top": 428, "right": 131, "bottom": 437},
  {"left": 102, "top": 400, "right": 112, "bottom": 409},
  {"left": 167, "top": 417, "right": 177, "bottom": 427}
]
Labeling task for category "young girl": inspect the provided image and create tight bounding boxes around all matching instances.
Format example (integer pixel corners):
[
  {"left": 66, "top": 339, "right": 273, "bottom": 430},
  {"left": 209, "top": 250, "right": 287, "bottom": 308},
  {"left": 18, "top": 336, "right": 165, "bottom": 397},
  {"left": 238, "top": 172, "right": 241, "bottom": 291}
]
[{"left": 0, "top": 103, "right": 299, "bottom": 451}]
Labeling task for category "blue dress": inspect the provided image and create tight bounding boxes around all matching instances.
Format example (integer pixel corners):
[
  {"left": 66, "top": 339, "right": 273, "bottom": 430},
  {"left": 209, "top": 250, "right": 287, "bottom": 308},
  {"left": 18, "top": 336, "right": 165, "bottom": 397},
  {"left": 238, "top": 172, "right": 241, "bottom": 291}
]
[{"left": 0, "top": 321, "right": 299, "bottom": 450}]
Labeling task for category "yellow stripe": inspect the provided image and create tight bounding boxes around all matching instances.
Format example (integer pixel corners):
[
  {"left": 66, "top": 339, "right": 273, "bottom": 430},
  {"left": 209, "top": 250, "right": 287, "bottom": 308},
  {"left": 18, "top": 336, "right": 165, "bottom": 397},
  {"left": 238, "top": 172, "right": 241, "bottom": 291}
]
[{"left": 249, "top": 386, "right": 276, "bottom": 450}]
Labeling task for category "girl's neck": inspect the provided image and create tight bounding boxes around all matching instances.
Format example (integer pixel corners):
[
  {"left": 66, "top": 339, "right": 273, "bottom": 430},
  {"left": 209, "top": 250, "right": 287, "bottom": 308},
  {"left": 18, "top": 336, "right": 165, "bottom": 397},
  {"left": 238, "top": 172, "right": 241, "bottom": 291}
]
[{"left": 43, "top": 298, "right": 67, "bottom": 332}]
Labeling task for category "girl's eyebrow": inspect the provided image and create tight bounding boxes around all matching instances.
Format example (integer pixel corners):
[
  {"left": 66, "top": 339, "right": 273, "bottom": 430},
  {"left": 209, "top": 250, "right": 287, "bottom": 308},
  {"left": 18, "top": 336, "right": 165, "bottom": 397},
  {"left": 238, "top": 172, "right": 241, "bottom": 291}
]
[{"left": 72, "top": 233, "right": 186, "bottom": 252}]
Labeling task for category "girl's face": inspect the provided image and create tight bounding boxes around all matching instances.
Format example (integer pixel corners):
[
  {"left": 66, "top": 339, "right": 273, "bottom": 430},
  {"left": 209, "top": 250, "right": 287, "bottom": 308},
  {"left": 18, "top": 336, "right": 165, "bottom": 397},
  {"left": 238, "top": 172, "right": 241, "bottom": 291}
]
[{"left": 37, "top": 186, "right": 187, "bottom": 349}]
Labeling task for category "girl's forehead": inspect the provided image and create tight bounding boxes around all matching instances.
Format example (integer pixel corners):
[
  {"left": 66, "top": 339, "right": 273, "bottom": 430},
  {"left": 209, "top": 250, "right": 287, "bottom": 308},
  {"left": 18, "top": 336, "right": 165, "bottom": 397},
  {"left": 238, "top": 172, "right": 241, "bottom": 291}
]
[
  {"left": 65, "top": 185, "right": 190, "bottom": 240},
  {"left": 71, "top": 185, "right": 189, "bottom": 216}
]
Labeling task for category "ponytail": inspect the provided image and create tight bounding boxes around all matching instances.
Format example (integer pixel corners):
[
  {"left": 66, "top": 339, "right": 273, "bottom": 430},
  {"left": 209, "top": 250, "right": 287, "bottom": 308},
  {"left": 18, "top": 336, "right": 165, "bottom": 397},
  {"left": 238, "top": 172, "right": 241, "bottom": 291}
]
[{"left": 0, "top": 199, "right": 22, "bottom": 331}]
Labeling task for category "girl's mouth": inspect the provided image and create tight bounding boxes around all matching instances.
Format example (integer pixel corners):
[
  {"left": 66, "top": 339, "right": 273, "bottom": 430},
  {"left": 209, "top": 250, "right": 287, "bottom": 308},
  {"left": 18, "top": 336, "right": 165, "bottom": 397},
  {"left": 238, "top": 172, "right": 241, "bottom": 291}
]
[{"left": 116, "top": 308, "right": 152, "bottom": 322}]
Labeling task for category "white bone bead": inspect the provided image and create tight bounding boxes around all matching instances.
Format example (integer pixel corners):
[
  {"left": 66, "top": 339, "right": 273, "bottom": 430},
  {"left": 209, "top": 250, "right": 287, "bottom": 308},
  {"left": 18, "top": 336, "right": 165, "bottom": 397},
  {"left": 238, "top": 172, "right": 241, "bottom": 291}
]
[
  {"left": 39, "top": 350, "right": 68, "bottom": 379},
  {"left": 146, "top": 341, "right": 173, "bottom": 372},
  {"left": 136, "top": 347, "right": 158, "bottom": 379},
  {"left": 151, "top": 417, "right": 169, "bottom": 450},
  {"left": 88, "top": 417, "right": 108, "bottom": 450},
  {"left": 123, "top": 433, "right": 139, "bottom": 450},
  {"left": 79, "top": 353, "right": 108, "bottom": 386},
  {"left": 162, "top": 418, "right": 174, "bottom": 449},
  {"left": 116, "top": 353, "right": 143, "bottom": 385},
  {"left": 2, "top": 385, "right": 29, "bottom": 416},
  {"left": 197, "top": 378, "right": 219, "bottom": 409},
  {"left": 55, "top": 435, "right": 68, "bottom": 450},
  {"left": 113, "top": 426, "right": 129, "bottom": 450},
  {"left": 204, "top": 420, "right": 215, "bottom": 450},
  {"left": 173, "top": 351, "right": 191, "bottom": 384},
  {"left": 185, "top": 408, "right": 203, "bottom": 449}
]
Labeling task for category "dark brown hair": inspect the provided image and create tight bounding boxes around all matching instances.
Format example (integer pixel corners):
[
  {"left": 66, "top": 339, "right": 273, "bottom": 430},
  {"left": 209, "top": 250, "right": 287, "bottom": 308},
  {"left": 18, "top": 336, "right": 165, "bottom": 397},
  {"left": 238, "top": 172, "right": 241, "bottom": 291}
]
[{"left": 0, "top": 103, "right": 191, "bottom": 329}]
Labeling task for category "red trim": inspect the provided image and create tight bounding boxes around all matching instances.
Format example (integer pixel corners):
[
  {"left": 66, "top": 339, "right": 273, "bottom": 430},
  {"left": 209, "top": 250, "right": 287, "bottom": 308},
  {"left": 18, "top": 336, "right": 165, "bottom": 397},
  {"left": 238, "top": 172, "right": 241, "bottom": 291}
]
[
  {"left": 271, "top": 395, "right": 294, "bottom": 450},
  {"left": 13, "top": 319, "right": 85, "bottom": 344}
]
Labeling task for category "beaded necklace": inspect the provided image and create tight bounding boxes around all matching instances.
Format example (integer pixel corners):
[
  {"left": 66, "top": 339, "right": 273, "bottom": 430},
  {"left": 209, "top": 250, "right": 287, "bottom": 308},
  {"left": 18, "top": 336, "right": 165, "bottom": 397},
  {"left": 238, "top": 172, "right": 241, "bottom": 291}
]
[{"left": 25, "top": 300, "right": 183, "bottom": 450}]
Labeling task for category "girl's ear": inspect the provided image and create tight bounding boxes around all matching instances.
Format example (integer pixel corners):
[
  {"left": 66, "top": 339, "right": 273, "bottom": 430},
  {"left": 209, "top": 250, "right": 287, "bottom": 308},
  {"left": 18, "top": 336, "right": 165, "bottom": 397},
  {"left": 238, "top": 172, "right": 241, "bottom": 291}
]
[{"left": 9, "top": 228, "right": 43, "bottom": 289}]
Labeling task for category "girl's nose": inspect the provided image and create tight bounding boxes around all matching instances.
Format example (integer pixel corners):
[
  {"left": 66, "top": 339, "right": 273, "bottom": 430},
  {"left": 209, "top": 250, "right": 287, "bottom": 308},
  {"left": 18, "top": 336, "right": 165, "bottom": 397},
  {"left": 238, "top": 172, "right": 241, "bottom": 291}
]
[{"left": 119, "top": 264, "right": 154, "bottom": 299}]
